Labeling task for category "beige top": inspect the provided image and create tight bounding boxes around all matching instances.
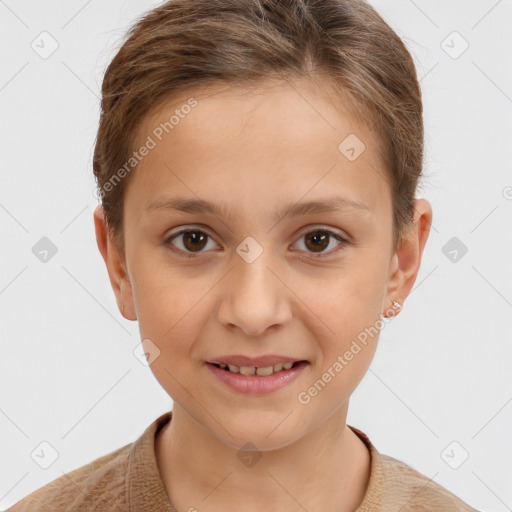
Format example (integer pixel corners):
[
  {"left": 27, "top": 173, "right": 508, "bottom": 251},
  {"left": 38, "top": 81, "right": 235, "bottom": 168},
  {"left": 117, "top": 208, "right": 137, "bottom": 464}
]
[{"left": 7, "top": 410, "right": 479, "bottom": 511}]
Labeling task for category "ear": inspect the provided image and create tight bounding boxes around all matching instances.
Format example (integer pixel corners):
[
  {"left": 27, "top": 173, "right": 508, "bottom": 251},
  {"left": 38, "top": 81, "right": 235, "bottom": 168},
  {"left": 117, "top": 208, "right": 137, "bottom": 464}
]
[
  {"left": 93, "top": 205, "right": 137, "bottom": 321},
  {"left": 384, "top": 199, "right": 433, "bottom": 317}
]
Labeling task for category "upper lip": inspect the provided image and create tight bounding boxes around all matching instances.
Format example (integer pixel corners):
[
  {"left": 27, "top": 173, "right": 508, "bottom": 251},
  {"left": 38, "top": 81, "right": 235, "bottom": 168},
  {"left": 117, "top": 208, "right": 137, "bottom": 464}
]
[{"left": 207, "top": 355, "right": 306, "bottom": 368}]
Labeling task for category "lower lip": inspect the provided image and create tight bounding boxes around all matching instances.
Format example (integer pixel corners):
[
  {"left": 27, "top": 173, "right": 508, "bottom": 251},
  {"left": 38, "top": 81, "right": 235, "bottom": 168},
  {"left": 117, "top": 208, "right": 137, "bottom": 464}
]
[{"left": 205, "top": 361, "right": 309, "bottom": 396}]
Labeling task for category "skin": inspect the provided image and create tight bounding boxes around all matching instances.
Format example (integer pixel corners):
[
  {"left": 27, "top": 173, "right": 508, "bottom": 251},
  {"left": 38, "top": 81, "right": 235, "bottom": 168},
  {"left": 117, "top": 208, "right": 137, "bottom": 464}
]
[{"left": 94, "top": 77, "right": 432, "bottom": 512}]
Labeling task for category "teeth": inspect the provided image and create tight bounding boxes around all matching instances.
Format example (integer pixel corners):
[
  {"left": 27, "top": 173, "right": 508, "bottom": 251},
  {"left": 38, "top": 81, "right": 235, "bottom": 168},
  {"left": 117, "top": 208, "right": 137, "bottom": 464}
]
[
  {"left": 256, "top": 366, "right": 274, "bottom": 376},
  {"left": 216, "top": 362, "right": 299, "bottom": 375}
]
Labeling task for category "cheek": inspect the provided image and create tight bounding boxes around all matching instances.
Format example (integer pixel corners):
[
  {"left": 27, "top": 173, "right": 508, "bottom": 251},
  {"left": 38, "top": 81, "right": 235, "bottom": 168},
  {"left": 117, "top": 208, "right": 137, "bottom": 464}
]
[
  {"left": 296, "top": 268, "right": 385, "bottom": 375},
  {"left": 298, "top": 263, "right": 386, "bottom": 333},
  {"left": 130, "top": 264, "right": 201, "bottom": 354},
  {"left": 304, "top": 312, "right": 381, "bottom": 414},
  {"left": 134, "top": 284, "right": 206, "bottom": 402}
]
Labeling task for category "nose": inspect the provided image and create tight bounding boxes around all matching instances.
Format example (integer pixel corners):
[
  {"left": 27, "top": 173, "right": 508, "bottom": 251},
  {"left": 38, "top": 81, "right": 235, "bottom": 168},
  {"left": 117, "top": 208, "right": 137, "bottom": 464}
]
[{"left": 216, "top": 251, "right": 292, "bottom": 337}]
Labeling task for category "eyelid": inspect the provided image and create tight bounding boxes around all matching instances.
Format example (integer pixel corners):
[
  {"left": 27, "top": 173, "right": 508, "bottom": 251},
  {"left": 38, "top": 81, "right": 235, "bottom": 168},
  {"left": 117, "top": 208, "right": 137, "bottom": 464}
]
[
  {"left": 164, "top": 225, "right": 221, "bottom": 257},
  {"left": 291, "top": 225, "right": 350, "bottom": 257},
  {"left": 295, "top": 224, "right": 349, "bottom": 240}
]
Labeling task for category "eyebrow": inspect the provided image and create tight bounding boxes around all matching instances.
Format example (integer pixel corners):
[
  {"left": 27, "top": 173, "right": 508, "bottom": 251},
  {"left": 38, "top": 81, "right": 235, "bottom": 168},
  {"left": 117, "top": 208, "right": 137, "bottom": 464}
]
[{"left": 145, "top": 195, "right": 370, "bottom": 223}]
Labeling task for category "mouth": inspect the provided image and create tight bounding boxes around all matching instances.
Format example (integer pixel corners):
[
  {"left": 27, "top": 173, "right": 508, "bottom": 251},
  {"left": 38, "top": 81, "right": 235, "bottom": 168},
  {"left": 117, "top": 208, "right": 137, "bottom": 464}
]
[{"left": 208, "top": 360, "right": 307, "bottom": 377}]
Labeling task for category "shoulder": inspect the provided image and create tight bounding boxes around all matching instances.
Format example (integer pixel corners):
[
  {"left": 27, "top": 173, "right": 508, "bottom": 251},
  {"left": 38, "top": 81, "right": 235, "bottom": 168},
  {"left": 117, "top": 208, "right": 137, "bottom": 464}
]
[
  {"left": 348, "top": 425, "right": 480, "bottom": 512},
  {"left": 6, "top": 442, "right": 133, "bottom": 512},
  {"left": 376, "top": 452, "right": 479, "bottom": 511}
]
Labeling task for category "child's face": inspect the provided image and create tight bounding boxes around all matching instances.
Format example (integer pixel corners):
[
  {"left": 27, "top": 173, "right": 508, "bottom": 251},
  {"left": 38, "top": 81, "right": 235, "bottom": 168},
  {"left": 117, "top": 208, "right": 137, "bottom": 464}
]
[{"left": 96, "top": 78, "right": 422, "bottom": 449}]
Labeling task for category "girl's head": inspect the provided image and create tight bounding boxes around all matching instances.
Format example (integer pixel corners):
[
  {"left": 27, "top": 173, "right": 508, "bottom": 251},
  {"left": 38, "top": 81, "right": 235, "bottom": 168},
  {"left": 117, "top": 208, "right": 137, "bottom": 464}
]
[
  {"left": 94, "top": 0, "right": 425, "bottom": 256},
  {"left": 93, "top": 0, "right": 432, "bottom": 449}
]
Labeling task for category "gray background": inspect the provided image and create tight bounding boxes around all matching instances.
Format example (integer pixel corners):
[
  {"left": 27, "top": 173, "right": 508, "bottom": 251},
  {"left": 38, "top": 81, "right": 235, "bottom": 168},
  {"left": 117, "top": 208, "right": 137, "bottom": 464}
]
[{"left": 1, "top": 1, "right": 511, "bottom": 510}]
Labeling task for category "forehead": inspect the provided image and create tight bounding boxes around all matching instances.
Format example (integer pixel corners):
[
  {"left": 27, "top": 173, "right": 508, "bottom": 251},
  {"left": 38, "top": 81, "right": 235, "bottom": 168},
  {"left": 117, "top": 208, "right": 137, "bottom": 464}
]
[{"left": 127, "top": 79, "right": 392, "bottom": 217}]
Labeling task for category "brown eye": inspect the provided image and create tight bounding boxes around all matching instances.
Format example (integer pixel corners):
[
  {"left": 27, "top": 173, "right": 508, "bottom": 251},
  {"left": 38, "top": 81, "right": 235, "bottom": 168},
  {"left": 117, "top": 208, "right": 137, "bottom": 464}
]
[
  {"left": 304, "top": 231, "right": 330, "bottom": 253},
  {"left": 166, "top": 229, "right": 218, "bottom": 255},
  {"left": 182, "top": 231, "right": 208, "bottom": 251},
  {"left": 294, "top": 228, "right": 349, "bottom": 257}
]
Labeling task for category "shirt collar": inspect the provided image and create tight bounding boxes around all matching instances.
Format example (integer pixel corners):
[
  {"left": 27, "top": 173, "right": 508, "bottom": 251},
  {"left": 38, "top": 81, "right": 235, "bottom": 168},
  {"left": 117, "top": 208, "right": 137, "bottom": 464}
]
[
  {"left": 348, "top": 424, "right": 384, "bottom": 511},
  {"left": 128, "top": 410, "right": 175, "bottom": 512},
  {"left": 127, "top": 411, "right": 380, "bottom": 511}
]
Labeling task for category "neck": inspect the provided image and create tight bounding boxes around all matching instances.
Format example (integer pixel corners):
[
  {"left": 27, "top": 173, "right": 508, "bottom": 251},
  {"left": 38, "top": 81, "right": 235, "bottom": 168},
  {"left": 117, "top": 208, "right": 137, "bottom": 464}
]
[{"left": 155, "top": 403, "right": 371, "bottom": 512}]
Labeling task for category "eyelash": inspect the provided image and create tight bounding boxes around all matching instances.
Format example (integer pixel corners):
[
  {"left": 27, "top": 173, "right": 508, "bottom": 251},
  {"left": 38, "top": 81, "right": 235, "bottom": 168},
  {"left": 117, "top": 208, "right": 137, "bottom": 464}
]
[{"left": 163, "top": 226, "right": 350, "bottom": 259}]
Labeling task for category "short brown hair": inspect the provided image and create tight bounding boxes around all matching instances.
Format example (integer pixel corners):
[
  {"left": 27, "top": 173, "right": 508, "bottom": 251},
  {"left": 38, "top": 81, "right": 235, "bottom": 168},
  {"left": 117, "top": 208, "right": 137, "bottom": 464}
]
[{"left": 93, "top": 0, "right": 424, "bottom": 254}]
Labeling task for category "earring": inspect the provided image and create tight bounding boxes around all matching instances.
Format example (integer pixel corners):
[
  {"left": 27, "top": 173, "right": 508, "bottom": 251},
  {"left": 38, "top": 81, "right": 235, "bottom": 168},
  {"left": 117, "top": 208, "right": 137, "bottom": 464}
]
[
  {"left": 382, "top": 298, "right": 402, "bottom": 319},
  {"left": 390, "top": 299, "right": 402, "bottom": 317}
]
